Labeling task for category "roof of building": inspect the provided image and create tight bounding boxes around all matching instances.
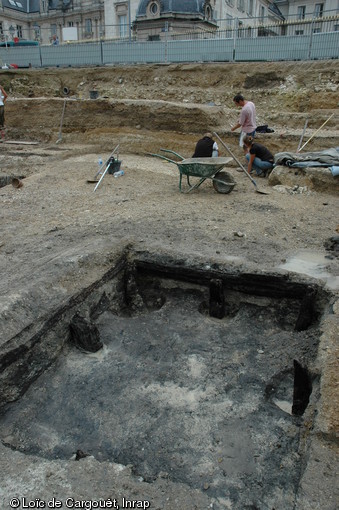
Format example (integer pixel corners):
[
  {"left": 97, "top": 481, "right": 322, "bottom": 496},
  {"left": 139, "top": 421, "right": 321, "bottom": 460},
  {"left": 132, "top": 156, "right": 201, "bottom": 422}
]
[
  {"left": 136, "top": 0, "right": 207, "bottom": 18},
  {"left": 49, "top": 0, "right": 73, "bottom": 9},
  {"left": 2, "top": 0, "right": 73, "bottom": 12},
  {"left": 2, "top": 0, "right": 40, "bottom": 13}
]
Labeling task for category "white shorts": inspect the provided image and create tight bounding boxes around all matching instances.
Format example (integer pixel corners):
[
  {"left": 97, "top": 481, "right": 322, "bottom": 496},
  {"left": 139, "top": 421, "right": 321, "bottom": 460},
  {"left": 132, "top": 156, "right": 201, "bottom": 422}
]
[
  {"left": 240, "top": 130, "right": 256, "bottom": 147},
  {"left": 239, "top": 131, "right": 247, "bottom": 147}
]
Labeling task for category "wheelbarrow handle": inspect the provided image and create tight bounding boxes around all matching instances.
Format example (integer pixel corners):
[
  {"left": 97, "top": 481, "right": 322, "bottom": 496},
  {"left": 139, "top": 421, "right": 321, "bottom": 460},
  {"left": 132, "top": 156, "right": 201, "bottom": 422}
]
[
  {"left": 148, "top": 152, "right": 178, "bottom": 165},
  {"left": 160, "top": 148, "right": 185, "bottom": 160}
]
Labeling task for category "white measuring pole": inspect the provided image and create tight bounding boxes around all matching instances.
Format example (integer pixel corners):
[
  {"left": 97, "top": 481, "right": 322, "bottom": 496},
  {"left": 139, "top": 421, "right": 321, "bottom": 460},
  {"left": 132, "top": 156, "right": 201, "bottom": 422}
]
[{"left": 298, "top": 113, "right": 334, "bottom": 152}]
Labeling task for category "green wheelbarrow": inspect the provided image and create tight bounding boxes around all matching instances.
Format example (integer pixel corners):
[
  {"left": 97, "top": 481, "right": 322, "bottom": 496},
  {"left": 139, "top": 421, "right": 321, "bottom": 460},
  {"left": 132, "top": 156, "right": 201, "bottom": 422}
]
[{"left": 150, "top": 149, "right": 236, "bottom": 194}]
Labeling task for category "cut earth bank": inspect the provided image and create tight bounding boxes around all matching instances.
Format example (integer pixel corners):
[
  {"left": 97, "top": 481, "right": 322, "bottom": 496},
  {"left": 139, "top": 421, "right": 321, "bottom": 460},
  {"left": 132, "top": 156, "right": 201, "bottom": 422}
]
[{"left": 0, "top": 60, "right": 338, "bottom": 510}]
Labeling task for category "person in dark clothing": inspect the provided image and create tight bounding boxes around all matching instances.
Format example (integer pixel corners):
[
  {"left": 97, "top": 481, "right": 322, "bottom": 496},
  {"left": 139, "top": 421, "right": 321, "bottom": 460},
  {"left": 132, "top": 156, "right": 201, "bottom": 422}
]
[
  {"left": 0, "top": 84, "right": 8, "bottom": 128},
  {"left": 243, "top": 135, "right": 274, "bottom": 177},
  {"left": 192, "top": 133, "right": 218, "bottom": 158}
]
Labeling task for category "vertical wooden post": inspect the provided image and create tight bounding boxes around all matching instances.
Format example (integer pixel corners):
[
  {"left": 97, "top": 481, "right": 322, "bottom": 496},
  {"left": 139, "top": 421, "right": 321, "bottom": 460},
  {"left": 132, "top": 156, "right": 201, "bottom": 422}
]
[{"left": 209, "top": 278, "right": 225, "bottom": 319}]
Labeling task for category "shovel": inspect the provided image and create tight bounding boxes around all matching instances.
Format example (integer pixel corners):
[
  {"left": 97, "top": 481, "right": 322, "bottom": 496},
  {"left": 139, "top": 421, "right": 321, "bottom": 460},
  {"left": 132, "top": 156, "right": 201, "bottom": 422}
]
[{"left": 213, "top": 132, "right": 269, "bottom": 195}]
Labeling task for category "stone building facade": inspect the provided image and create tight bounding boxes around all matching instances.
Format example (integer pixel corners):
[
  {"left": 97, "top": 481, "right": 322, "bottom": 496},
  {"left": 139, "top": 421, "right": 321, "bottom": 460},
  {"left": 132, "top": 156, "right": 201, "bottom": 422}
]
[
  {"left": 0, "top": 0, "right": 104, "bottom": 44},
  {"left": 0, "top": 0, "right": 337, "bottom": 44}
]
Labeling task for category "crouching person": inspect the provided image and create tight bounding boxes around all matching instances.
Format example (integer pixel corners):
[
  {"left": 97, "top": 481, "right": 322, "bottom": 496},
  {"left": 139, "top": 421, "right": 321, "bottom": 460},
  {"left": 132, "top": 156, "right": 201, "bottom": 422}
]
[
  {"left": 243, "top": 135, "right": 274, "bottom": 177},
  {"left": 192, "top": 132, "right": 218, "bottom": 158}
]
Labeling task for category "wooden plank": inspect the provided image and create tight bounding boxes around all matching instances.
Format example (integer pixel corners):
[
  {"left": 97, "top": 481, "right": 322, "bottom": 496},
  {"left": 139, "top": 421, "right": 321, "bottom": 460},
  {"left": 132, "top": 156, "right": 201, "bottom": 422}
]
[{"left": 1, "top": 141, "right": 39, "bottom": 145}]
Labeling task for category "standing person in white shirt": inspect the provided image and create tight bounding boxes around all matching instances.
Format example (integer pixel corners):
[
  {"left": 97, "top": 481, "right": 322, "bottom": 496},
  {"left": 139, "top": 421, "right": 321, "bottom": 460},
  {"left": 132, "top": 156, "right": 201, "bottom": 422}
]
[
  {"left": 231, "top": 94, "right": 257, "bottom": 147},
  {"left": 0, "top": 85, "right": 8, "bottom": 128}
]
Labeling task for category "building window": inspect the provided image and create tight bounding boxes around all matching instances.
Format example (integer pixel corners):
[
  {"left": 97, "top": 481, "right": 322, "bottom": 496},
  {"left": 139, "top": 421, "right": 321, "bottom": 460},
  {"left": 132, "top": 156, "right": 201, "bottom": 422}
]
[
  {"left": 85, "top": 19, "right": 92, "bottom": 35},
  {"left": 259, "top": 6, "right": 265, "bottom": 22},
  {"left": 313, "top": 27, "right": 321, "bottom": 33},
  {"left": 119, "top": 15, "right": 127, "bottom": 37},
  {"left": 16, "top": 25, "right": 22, "bottom": 38},
  {"left": 297, "top": 6, "right": 306, "bottom": 19},
  {"left": 42, "top": 0, "right": 47, "bottom": 12},
  {"left": 226, "top": 14, "right": 233, "bottom": 37},
  {"left": 248, "top": 0, "right": 253, "bottom": 16},
  {"left": 148, "top": 2, "right": 159, "bottom": 16},
  {"left": 205, "top": 4, "right": 212, "bottom": 19},
  {"left": 68, "top": 21, "right": 74, "bottom": 27},
  {"left": 314, "top": 3, "right": 324, "bottom": 17},
  {"left": 0, "top": 22, "right": 3, "bottom": 36},
  {"left": 334, "top": 24, "right": 339, "bottom": 31},
  {"left": 148, "top": 34, "right": 160, "bottom": 40},
  {"left": 50, "top": 23, "right": 57, "bottom": 36},
  {"left": 295, "top": 29, "right": 304, "bottom": 35},
  {"left": 237, "top": 0, "right": 245, "bottom": 12}
]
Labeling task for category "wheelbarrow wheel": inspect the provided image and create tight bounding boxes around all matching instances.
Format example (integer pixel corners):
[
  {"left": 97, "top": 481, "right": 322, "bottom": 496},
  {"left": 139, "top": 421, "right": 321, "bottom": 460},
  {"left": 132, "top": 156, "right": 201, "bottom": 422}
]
[{"left": 213, "top": 171, "right": 235, "bottom": 194}]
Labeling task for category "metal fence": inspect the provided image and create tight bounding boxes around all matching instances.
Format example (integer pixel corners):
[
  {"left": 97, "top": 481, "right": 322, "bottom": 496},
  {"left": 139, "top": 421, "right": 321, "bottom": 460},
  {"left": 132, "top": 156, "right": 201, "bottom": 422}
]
[{"left": 0, "top": 16, "right": 338, "bottom": 69}]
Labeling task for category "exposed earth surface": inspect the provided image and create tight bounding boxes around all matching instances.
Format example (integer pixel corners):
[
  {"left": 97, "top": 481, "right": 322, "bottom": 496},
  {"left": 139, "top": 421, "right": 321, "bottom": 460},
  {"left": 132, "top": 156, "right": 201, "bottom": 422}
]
[{"left": 0, "top": 60, "right": 338, "bottom": 510}]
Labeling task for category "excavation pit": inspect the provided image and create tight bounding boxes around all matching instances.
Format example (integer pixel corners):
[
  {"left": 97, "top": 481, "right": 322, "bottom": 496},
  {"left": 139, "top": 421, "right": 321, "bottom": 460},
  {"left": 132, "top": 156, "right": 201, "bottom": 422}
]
[{"left": 0, "top": 254, "right": 332, "bottom": 508}]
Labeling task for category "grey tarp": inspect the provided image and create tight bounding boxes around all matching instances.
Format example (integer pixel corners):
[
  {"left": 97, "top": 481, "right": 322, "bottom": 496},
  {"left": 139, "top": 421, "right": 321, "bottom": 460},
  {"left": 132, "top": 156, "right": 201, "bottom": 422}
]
[{"left": 274, "top": 148, "right": 339, "bottom": 168}]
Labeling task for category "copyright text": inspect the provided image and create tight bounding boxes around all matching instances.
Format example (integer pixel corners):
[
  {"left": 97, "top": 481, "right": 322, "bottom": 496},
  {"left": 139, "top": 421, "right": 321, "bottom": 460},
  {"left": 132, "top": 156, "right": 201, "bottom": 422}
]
[{"left": 9, "top": 497, "right": 150, "bottom": 509}]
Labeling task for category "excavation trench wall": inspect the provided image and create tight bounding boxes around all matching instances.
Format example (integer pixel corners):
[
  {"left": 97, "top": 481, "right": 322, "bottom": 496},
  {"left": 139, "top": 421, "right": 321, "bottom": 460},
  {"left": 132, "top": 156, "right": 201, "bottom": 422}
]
[
  {"left": 1, "top": 61, "right": 339, "bottom": 154},
  {"left": 4, "top": 97, "right": 339, "bottom": 154}
]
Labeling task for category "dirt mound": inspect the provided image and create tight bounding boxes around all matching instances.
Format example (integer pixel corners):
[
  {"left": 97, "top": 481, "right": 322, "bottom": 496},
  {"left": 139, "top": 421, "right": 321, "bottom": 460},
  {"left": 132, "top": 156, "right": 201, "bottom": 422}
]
[{"left": 2, "top": 60, "right": 338, "bottom": 156}]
